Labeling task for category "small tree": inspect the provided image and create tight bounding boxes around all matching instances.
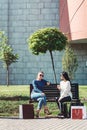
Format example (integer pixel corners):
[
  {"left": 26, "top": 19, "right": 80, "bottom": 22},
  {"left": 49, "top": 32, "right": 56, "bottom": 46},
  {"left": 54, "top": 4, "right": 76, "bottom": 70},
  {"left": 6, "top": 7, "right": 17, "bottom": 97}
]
[
  {"left": 27, "top": 28, "right": 67, "bottom": 83},
  {"left": 62, "top": 42, "right": 78, "bottom": 80},
  {"left": 0, "top": 31, "right": 18, "bottom": 86}
]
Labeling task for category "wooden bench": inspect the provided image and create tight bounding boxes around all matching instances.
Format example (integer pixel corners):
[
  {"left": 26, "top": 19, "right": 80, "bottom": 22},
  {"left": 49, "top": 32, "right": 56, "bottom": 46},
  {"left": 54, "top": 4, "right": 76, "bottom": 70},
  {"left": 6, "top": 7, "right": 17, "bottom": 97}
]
[
  {"left": 29, "top": 83, "right": 81, "bottom": 118},
  {"left": 29, "top": 83, "right": 79, "bottom": 103}
]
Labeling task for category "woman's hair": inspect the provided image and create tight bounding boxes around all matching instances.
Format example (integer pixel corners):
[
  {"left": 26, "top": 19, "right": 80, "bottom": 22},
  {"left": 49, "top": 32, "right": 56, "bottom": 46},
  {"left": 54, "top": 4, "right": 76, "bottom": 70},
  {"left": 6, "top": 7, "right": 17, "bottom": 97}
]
[
  {"left": 61, "top": 71, "right": 70, "bottom": 81},
  {"left": 38, "top": 71, "right": 44, "bottom": 75},
  {"left": 37, "top": 71, "right": 44, "bottom": 78}
]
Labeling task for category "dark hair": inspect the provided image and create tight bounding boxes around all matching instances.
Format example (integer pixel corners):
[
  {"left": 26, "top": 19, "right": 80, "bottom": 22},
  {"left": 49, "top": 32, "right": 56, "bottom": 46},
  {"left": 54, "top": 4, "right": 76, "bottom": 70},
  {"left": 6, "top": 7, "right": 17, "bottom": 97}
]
[{"left": 61, "top": 71, "right": 70, "bottom": 81}]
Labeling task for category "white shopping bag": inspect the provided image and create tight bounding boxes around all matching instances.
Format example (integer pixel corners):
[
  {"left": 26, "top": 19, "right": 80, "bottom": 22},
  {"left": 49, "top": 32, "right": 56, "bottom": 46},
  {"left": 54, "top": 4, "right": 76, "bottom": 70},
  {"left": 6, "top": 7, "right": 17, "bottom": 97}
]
[{"left": 71, "top": 106, "right": 86, "bottom": 119}]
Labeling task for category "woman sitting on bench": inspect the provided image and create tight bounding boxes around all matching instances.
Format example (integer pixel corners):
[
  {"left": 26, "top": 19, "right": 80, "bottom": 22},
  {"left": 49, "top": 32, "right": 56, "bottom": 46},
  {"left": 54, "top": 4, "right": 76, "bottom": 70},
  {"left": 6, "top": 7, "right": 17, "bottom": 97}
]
[
  {"left": 56, "top": 71, "right": 72, "bottom": 118},
  {"left": 31, "top": 71, "right": 51, "bottom": 118}
]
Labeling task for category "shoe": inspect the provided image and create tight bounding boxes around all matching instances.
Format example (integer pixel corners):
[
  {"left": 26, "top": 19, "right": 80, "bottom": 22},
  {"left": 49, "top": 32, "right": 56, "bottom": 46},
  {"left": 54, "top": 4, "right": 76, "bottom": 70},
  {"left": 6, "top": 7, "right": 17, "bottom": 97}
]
[
  {"left": 44, "top": 108, "right": 52, "bottom": 115},
  {"left": 36, "top": 110, "right": 39, "bottom": 118},
  {"left": 57, "top": 113, "right": 64, "bottom": 118}
]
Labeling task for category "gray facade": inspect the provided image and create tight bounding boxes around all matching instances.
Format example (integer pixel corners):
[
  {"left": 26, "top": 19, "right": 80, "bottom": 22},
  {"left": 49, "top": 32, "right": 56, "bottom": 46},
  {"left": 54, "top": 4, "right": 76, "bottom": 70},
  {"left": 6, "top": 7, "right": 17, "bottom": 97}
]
[{"left": 0, "top": 0, "right": 87, "bottom": 85}]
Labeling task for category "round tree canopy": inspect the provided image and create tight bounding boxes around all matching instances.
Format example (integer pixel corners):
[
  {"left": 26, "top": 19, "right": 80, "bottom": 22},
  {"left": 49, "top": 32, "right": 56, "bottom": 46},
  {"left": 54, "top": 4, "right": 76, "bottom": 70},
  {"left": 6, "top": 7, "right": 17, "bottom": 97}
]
[{"left": 27, "top": 28, "right": 67, "bottom": 55}]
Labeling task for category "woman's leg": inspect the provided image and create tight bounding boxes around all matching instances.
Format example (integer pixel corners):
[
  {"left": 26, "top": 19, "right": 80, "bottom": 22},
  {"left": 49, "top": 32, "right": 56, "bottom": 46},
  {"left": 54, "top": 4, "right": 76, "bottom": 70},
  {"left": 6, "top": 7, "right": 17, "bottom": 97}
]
[
  {"left": 37, "top": 96, "right": 51, "bottom": 116},
  {"left": 55, "top": 97, "right": 60, "bottom": 109},
  {"left": 31, "top": 92, "right": 47, "bottom": 117},
  {"left": 31, "top": 92, "right": 47, "bottom": 109},
  {"left": 37, "top": 96, "right": 46, "bottom": 109},
  {"left": 31, "top": 92, "right": 43, "bottom": 99},
  {"left": 58, "top": 96, "right": 71, "bottom": 114}
]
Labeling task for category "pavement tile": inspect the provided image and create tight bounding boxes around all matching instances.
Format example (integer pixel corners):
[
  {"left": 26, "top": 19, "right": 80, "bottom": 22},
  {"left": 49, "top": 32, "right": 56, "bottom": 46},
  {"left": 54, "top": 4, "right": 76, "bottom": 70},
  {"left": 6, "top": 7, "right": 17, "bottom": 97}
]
[{"left": 0, "top": 118, "right": 87, "bottom": 130}]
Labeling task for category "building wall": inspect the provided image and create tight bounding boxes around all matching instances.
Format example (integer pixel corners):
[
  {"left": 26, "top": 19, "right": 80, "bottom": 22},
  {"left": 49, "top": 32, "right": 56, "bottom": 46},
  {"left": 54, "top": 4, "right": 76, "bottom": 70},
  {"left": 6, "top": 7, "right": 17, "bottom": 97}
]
[
  {"left": 59, "top": 0, "right": 87, "bottom": 85},
  {"left": 67, "top": 0, "right": 87, "bottom": 40},
  {"left": 59, "top": 0, "right": 87, "bottom": 41},
  {"left": 0, "top": 0, "right": 87, "bottom": 85},
  {"left": 72, "top": 44, "right": 87, "bottom": 85},
  {"left": 0, "top": 0, "right": 61, "bottom": 85}
]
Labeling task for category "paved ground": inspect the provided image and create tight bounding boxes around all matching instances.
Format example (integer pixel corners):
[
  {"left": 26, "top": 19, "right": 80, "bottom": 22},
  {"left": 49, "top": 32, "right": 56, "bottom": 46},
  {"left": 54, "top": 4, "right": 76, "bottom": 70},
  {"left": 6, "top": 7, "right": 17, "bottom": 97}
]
[{"left": 0, "top": 117, "right": 87, "bottom": 130}]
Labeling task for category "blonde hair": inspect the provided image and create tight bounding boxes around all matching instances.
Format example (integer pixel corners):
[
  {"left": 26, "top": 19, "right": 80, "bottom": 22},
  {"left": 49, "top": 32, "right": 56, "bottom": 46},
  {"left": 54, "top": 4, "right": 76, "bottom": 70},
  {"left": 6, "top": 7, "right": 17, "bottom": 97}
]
[{"left": 37, "top": 71, "right": 44, "bottom": 78}]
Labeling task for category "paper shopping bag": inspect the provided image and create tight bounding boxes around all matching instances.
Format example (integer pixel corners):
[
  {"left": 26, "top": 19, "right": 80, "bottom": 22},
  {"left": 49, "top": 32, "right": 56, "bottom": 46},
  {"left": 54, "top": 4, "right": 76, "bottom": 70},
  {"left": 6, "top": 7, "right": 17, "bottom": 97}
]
[
  {"left": 71, "top": 106, "right": 86, "bottom": 119},
  {"left": 19, "top": 104, "right": 34, "bottom": 119}
]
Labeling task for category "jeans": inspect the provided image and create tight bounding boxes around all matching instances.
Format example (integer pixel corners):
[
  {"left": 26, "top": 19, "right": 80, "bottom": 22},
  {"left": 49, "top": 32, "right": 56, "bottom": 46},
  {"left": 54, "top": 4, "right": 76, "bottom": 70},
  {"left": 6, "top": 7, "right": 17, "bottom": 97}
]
[
  {"left": 56, "top": 96, "right": 71, "bottom": 114},
  {"left": 31, "top": 92, "right": 47, "bottom": 110}
]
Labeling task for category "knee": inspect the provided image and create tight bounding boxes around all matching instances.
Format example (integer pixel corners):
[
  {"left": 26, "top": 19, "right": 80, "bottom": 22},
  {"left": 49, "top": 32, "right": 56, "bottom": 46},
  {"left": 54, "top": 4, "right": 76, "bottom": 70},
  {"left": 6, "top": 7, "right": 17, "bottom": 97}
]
[
  {"left": 41, "top": 94, "right": 46, "bottom": 100},
  {"left": 39, "top": 97, "right": 45, "bottom": 102}
]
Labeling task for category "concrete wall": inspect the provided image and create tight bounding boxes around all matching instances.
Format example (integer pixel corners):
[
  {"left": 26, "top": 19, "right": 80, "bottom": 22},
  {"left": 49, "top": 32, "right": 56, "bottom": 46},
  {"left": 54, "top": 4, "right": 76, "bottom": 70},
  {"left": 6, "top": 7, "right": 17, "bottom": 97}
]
[
  {"left": 0, "top": 0, "right": 61, "bottom": 85},
  {"left": 0, "top": 0, "right": 87, "bottom": 85},
  {"left": 72, "top": 44, "right": 87, "bottom": 85}
]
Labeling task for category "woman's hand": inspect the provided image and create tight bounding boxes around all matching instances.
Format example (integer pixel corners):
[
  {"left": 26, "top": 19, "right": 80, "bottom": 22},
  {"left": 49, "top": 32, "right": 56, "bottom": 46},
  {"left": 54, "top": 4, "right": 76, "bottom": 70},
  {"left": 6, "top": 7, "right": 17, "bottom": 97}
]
[
  {"left": 47, "top": 82, "right": 50, "bottom": 86},
  {"left": 57, "top": 85, "right": 61, "bottom": 90},
  {"left": 41, "top": 93, "right": 45, "bottom": 96}
]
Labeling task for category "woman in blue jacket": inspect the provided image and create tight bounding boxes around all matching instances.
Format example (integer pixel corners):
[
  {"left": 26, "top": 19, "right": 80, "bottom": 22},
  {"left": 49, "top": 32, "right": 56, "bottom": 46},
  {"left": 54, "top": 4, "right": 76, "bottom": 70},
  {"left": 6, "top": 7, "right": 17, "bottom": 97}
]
[{"left": 31, "top": 71, "right": 51, "bottom": 118}]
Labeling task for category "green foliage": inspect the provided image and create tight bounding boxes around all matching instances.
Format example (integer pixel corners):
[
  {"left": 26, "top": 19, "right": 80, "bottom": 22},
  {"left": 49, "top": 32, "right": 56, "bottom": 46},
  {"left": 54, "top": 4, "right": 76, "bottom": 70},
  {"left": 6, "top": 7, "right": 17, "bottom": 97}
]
[
  {"left": 79, "top": 86, "right": 87, "bottom": 99},
  {"left": 0, "top": 85, "right": 29, "bottom": 97},
  {"left": 62, "top": 43, "right": 78, "bottom": 80},
  {"left": 0, "top": 86, "right": 29, "bottom": 117},
  {"left": 0, "top": 31, "right": 7, "bottom": 45},
  {"left": 0, "top": 31, "right": 18, "bottom": 67},
  {"left": 27, "top": 28, "right": 67, "bottom": 83},
  {"left": 27, "top": 27, "right": 67, "bottom": 55},
  {"left": 0, "top": 85, "right": 87, "bottom": 117},
  {"left": 2, "top": 45, "right": 18, "bottom": 67},
  {"left": 0, "top": 31, "right": 19, "bottom": 86}
]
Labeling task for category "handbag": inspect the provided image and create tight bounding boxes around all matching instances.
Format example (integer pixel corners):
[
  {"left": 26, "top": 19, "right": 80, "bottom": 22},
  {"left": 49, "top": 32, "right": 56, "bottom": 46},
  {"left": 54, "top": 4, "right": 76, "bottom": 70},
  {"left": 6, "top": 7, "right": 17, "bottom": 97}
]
[{"left": 71, "top": 106, "right": 86, "bottom": 119}]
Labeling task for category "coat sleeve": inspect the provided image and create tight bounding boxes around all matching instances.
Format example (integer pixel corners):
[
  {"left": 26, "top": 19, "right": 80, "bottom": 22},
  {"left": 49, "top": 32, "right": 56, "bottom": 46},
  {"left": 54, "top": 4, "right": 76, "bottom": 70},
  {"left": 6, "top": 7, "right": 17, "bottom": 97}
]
[{"left": 32, "top": 80, "right": 42, "bottom": 93}]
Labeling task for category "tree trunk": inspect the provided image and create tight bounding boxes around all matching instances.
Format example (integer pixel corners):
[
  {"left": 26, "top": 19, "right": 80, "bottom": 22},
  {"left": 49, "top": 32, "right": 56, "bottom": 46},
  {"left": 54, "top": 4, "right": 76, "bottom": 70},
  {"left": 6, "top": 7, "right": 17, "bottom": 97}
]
[
  {"left": 6, "top": 65, "right": 9, "bottom": 86},
  {"left": 49, "top": 50, "right": 57, "bottom": 84}
]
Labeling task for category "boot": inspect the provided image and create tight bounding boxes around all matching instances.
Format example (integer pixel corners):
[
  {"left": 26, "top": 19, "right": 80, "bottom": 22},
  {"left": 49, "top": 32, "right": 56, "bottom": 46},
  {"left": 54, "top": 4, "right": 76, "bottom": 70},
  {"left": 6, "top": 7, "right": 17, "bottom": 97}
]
[{"left": 44, "top": 107, "right": 52, "bottom": 115}]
